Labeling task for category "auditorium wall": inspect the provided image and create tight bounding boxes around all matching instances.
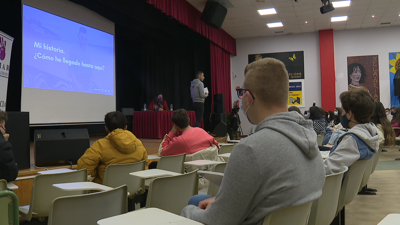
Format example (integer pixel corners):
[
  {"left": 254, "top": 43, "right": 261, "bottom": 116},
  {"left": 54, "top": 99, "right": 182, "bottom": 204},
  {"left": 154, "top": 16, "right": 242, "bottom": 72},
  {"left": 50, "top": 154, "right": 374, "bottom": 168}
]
[{"left": 232, "top": 26, "right": 400, "bottom": 135}]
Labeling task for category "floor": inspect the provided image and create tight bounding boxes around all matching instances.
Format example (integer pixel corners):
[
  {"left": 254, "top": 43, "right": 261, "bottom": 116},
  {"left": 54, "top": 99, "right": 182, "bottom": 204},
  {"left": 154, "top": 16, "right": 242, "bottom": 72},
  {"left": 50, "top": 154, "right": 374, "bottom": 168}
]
[
  {"left": 27, "top": 136, "right": 400, "bottom": 224},
  {"left": 346, "top": 146, "right": 400, "bottom": 225}
]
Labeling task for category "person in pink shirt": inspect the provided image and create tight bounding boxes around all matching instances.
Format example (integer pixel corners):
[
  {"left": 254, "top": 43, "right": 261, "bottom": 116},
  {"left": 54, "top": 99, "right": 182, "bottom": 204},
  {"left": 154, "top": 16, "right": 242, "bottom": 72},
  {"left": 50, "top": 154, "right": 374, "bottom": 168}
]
[{"left": 158, "top": 109, "right": 219, "bottom": 156}]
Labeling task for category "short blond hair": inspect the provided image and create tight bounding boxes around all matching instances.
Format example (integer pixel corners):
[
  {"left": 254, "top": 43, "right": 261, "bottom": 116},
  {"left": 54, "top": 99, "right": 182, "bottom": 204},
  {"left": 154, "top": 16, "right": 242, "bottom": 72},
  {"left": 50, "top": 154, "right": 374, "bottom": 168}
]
[{"left": 244, "top": 58, "right": 289, "bottom": 107}]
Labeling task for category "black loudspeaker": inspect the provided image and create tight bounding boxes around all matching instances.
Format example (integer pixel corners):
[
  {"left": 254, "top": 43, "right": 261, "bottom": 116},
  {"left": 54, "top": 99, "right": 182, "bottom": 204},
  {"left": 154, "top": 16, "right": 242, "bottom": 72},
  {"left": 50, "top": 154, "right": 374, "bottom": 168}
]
[
  {"left": 34, "top": 129, "right": 90, "bottom": 167},
  {"left": 6, "top": 112, "right": 31, "bottom": 170},
  {"left": 211, "top": 113, "right": 227, "bottom": 137},
  {"left": 214, "top": 94, "right": 225, "bottom": 114},
  {"left": 200, "top": 1, "right": 227, "bottom": 29},
  {"left": 394, "top": 70, "right": 400, "bottom": 96}
]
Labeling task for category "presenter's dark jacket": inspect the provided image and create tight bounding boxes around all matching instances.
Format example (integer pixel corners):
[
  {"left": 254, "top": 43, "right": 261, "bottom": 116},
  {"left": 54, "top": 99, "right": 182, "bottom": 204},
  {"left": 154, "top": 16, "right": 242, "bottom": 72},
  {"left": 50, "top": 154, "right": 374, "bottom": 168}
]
[{"left": 0, "top": 135, "right": 19, "bottom": 181}]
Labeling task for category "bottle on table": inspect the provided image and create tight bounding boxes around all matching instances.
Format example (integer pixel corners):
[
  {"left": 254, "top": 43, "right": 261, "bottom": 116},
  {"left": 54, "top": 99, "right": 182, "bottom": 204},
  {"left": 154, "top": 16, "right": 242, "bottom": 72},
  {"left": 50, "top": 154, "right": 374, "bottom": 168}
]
[
  {"left": 170, "top": 104, "right": 173, "bottom": 111},
  {"left": 144, "top": 103, "right": 147, "bottom": 111}
]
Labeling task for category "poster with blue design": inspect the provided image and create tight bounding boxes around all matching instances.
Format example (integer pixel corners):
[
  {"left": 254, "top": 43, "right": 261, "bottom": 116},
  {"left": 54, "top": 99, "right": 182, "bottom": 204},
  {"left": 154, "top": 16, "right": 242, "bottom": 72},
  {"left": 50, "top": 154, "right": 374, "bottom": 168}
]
[
  {"left": 288, "top": 80, "right": 305, "bottom": 107},
  {"left": 389, "top": 52, "right": 400, "bottom": 107}
]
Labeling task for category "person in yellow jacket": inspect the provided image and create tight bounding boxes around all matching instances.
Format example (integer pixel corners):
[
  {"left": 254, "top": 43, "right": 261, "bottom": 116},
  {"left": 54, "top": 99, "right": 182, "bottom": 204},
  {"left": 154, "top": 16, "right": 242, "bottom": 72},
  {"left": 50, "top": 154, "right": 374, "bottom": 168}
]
[{"left": 77, "top": 111, "right": 148, "bottom": 183}]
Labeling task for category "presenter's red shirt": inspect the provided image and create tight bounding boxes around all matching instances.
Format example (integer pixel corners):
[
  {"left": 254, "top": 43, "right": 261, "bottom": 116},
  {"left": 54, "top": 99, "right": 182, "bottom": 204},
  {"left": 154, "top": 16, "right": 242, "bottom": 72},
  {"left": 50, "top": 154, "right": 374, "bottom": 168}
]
[{"left": 148, "top": 100, "right": 169, "bottom": 111}]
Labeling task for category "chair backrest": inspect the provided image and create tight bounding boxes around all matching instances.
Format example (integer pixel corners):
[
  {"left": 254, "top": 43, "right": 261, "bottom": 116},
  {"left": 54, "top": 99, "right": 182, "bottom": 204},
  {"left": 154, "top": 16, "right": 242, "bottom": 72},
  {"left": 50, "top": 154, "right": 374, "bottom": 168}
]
[
  {"left": 308, "top": 167, "right": 348, "bottom": 225},
  {"left": 103, "top": 161, "right": 145, "bottom": 198},
  {"left": 219, "top": 145, "right": 234, "bottom": 154},
  {"left": 0, "top": 190, "right": 19, "bottom": 225},
  {"left": 0, "top": 179, "right": 7, "bottom": 191},
  {"left": 48, "top": 185, "right": 127, "bottom": 225},
  {"left": 146, "top": 171, "right": 198, "bottom": 215},
  {"left": 157, "top": 154, "right": 186, "bottom": 174},
  {"left": 317, "top": 134, "right": 325, "bottom": 146},
  {"left": 371, "top": 144, "right": 383, "bottom": 175},
  {"left": 24, "top": 169, "right": 88, "bottom": 220},
  {"left": 207, "top": 163, "right": 227, "bottom": 196},
  {"left": 263, "top": 201, "right": 313, "bottom": 225},
  {"left": 336, "top": 160, "right": 369, "bottom": 214}
]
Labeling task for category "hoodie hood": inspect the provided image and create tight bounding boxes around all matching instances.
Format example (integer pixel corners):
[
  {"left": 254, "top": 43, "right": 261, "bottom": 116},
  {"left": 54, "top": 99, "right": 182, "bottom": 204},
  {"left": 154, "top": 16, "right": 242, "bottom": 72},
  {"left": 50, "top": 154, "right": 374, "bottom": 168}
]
[
  {"left": 256, "top": 111, "right": 320, "bottom": 159},
  {"left": 191, "top": 78, "right": 201, "bottom": 87},
  {"left": 346, "top": 123, "right": 379, "bottom": 152},
  {"left": 105, "top": 129, "right": 138, "bottom": 154}
]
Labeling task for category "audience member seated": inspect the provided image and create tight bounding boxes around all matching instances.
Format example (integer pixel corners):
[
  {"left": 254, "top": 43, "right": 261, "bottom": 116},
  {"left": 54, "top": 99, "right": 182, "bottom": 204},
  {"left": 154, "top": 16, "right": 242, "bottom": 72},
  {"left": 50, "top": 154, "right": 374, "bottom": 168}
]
[
  {"left": 371, "top": 101, "right": 395, "bottom": 146},
  {"left": 309, "top": 106, "right": 327, "bottom": 135},
  {"left": 334, "top": 107, "right": 342, "bottom": 125},
  {"left": 158, "top": 109, "right": 219, "bottom": 157},
  {"left": 148, "top": 93, "right": 169, "bottom": 111},
  {"left": 324, "top": 89, "right": 379, "bottom": 175},
  {"left": 391, "top": 108, "right": 400, "bottom": 137},
  {"left": 288, "top": 106, "right": 306, "bottom": 119},
  {"left": 181, "top": 58, "right": 325, "bottom": 225},
  {"left": 0, "top": 111, "right": 18, "bottom": 182},
  {"left": 77, "top": 111, "right": 148, "bottom": 183}
]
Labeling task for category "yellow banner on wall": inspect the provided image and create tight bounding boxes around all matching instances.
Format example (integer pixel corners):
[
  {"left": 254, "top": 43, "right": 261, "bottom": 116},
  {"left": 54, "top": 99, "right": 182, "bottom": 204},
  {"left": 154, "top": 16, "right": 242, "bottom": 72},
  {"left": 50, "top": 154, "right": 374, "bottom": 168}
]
[{"left": 288, "top": 80, "right": 305, "bottom": 107}]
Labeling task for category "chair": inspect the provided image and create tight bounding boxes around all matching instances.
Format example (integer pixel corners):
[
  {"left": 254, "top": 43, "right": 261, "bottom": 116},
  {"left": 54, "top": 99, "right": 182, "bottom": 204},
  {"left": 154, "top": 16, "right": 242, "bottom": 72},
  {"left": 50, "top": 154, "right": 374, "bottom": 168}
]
[
  {"left": 0, "top": 179, "right": 7, "bottom": 191},
  {"left": 262, "top": 201, "right": 313, "bottom": 225},
  {"left": 0, "top": 190, "right": 19, "bottom": 225},
  {"left": 219, "top": 144, "right": 234, "bottom": 154},
  {"left": 19, "top": 169, "right": 88, "bottom": 221},
  {"left": 358, "top": 144, "right": 383, "bottom": 194},
  {"left": 371, "top": 144, "right": 384, "bottom": 175},
  {"left": 307, "top": 167, "right": 348, "bottom": 225},
  {"left": 146, "top": 171, "right": 198, "bottom": 215},
  {"left": 103, "top": 161, "right": 146, "bottom": 198},
  {"left": 317, "top": 134, "right": 325, "bottom": 146},
  {"left": 157, "top": 154, "right": 186, "bottom": 174},
  {"left": 48, "top": 185, "right": 127, "bottom": 225},
  {"left": 207, "top": 163, "right": 227, "bottom": 196}
]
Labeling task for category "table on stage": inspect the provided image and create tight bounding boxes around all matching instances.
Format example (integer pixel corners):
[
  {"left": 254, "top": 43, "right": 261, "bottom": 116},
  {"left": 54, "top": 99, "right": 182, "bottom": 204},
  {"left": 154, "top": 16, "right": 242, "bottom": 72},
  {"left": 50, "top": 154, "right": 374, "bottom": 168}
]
[{"left": 132, "top": 111, "right": 204, "bottom": 139}]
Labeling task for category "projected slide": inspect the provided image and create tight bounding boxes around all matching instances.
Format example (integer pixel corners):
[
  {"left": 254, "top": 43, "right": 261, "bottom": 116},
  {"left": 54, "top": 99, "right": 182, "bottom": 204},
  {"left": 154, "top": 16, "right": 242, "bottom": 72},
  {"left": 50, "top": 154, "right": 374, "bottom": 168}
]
[{"left": 23, "top": 5, "right": 114, "bottom": 95}]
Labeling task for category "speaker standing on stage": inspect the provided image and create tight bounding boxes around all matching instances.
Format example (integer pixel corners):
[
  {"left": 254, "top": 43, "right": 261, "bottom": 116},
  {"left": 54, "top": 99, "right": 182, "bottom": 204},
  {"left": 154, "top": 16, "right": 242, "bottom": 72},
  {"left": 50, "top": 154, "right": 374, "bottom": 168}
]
[{"left": 191, "top": 71, "right": 208, "bottom": 127}]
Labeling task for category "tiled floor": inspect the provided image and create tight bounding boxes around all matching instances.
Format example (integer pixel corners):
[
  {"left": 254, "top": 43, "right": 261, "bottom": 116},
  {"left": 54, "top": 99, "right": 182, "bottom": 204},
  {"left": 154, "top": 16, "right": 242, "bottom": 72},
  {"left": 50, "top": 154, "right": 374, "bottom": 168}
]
[{"left": 346, "top": 146, "right": 400, "bottom": 225}]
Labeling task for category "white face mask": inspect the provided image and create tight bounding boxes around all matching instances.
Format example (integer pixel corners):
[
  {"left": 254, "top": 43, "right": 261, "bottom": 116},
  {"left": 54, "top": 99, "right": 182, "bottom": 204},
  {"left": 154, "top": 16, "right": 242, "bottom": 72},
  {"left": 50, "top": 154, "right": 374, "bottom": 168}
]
[{"left": 241, "top": 93, "right": 255, "bottom": 125}]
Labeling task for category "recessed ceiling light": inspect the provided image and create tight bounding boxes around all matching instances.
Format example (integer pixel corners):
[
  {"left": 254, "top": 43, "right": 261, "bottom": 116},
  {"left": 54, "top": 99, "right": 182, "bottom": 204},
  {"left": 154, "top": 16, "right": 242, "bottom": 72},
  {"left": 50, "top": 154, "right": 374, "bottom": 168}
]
[
  {"left": 305, "top": 21, "right": 308, "bottom": 23},
  {"left": 258, "top": 8, "right": 277, "bottom": 15},
  {"left": 267, "top": 22, "right": 283, "bottom": 28},
  {"left": 332, "top": 1, "right": 351, "bottom": 8},
  {"left": 372, "top": 15, "right": 375, "bottom": 18},
  {"left": 331, "top": 16, "right": 348, "bottom": 22}
]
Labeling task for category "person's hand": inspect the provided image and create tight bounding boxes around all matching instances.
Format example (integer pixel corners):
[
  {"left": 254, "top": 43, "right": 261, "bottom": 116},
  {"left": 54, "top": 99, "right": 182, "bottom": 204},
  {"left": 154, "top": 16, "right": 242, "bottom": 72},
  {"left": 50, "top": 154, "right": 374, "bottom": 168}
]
[
  {"left": 199, "top": 197, "right": 216, "bottom": 210},
  {"left": 159, "top": 108, "right": 163, "bottom": 111},
  {"left": 233, "top": 115, "right": 237, "bottom": 117},
  {"left": 3, "top": 134, "right": 9, "bottom": 141},
  {"left": 171, "top": 124, "right": 178, "bottom": 134},
  {"left": 205, "top": 92, "right": 209, "bottom": 97}
]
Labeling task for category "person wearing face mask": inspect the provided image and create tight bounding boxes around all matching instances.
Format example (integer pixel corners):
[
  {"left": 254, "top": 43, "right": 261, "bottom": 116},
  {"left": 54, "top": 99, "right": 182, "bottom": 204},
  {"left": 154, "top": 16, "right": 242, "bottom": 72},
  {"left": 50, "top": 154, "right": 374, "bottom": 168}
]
[
  {"left": 181, "top": 58, "right": 325, "bottom": 225},
  {"left": 324, "top": 89, "right": 379, "bottom": 176},
  {"left": 148, "top": 93, "right": 169, "bottom": 111},
  {"left": 0, "top": 111, "right": 18, "bottom": 181},
  {"left": 333, "top": 107, "right": 342, "bottom": 125}
]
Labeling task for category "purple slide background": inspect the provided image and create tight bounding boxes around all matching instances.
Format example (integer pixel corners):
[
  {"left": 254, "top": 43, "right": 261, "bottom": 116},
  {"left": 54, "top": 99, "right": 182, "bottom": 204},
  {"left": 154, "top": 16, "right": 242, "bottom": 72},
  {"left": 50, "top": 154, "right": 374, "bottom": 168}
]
[{"left": 23, "top": 5, "right": 114, "bottom": 95}]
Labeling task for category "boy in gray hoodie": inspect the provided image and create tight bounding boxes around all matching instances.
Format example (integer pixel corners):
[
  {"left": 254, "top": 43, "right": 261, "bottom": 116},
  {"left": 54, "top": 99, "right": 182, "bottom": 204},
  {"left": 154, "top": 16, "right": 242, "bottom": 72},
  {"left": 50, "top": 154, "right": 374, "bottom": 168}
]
[
  {"left": 181, "top": 58, "right": 325, "bottom": 225},
  {"left": 324, "top": 89, "right": 379, "bottom": 175},
  {"left": 190, "top": 71, "right": 208, "bottom": 127}
]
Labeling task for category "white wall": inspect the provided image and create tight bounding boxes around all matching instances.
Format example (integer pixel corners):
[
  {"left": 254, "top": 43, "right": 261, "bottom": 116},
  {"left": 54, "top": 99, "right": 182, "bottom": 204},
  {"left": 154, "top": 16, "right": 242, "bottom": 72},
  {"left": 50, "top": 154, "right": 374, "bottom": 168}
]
[
  {"left": 231, "top": 32, "right": 321, "bottom": 135},
  {"left": 334, "top": 26, "right": 400, "bottom": 109}
]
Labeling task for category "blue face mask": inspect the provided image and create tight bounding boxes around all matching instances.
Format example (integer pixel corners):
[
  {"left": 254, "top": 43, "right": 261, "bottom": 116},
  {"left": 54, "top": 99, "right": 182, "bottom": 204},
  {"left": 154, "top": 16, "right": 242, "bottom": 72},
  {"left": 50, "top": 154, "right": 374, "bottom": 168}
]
[
  {"left": 386, "top": 112, "right": 389, "bottom": 115},
  {"left": 304, "top": 114, "right": 309, "bottom": 119},
  {"left": 334, "top": 111, "right": 338, "bottom": 116},
  {"left": 341, "top": 114, "right": 350, "bottom": 129}
]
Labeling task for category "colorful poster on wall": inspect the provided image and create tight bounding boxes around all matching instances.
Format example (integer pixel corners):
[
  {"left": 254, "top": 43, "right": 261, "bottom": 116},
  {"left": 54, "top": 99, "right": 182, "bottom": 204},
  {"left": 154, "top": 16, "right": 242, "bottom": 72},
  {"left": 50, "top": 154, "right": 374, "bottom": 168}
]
[
  {"left": 347, "top": 55, "right": 379, "bottom": 101},
  {"left": 248, "top": 51, "right": 304, "bottom": 79},
  {"left": 288, "top": 80, "right": 305, "bottom": 107},
  {"left": 389, "top": 52, "right": 400, "bottom": 107}
]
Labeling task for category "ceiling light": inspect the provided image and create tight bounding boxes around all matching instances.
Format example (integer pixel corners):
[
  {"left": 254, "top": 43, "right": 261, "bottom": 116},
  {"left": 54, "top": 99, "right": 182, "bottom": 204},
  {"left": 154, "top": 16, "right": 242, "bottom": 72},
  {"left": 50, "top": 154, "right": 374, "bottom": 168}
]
[
  {"left": 320, "top": 0, "right": 335, "bottom": 14},
  {"left": 258, "top": 8, "right": 277, "bottom": 15},
  {"left": 305, "top": 21, "right": 308, "bottom": 23},
  {"left": 267, "top": 22, "right": 283, "bottom": 28},
  {"left": 372, "top": 15, "right": 375, "bottom": 18},
  {"left": 332, "top": 1, "right": 351, "bottom": 8},
  {"left": 331, "top": 16, "right": 348, "bottom": 22}
]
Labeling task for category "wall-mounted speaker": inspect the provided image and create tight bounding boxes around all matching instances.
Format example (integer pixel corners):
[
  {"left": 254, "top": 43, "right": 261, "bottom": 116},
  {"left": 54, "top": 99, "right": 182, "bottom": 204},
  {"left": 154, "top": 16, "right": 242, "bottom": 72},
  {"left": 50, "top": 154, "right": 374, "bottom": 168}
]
[{"left": 200, "top": 1, "right": 227, "bottom": 29}]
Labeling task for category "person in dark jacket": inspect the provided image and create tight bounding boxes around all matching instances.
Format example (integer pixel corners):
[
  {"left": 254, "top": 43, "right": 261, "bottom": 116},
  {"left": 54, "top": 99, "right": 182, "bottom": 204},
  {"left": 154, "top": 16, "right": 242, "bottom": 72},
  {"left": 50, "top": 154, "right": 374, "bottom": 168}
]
[
  {"left": 230, "top": 106, "right": 241, "bottom": 140},
  {"left": 0, "top": 111, "right": 18, "bottom": 181}
]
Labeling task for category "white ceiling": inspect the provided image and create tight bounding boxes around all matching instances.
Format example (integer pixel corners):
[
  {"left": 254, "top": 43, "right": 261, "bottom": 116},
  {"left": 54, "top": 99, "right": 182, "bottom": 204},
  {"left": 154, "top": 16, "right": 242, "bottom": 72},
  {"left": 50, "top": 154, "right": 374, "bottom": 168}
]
[{"left": 186, "top": 0, "right": 400, "bottom": 39}]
